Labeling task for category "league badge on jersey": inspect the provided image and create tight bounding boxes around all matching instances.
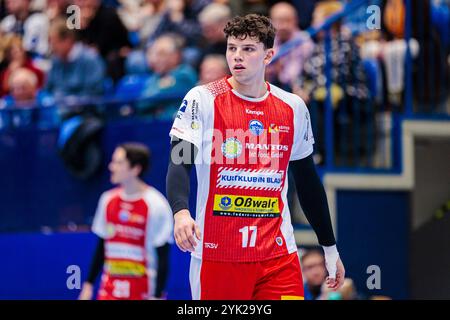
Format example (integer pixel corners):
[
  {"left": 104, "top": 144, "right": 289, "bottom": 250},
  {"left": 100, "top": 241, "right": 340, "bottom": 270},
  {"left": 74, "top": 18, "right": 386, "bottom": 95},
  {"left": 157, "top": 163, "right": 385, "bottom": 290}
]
[
  {"left": 221, "top": 137, "right": 242, "bottom": 159},
  {"left": 176, "top": 100, "right": 188, "bottom": 119},
  {"left": 249, "top": 119, "right": 264, "bottom": 136},
  {"left": 275, "top": 237, "right": 283, "bottom": 246},
  {"left": 218, "top": 196, "right": 232, "bottom": 210}
]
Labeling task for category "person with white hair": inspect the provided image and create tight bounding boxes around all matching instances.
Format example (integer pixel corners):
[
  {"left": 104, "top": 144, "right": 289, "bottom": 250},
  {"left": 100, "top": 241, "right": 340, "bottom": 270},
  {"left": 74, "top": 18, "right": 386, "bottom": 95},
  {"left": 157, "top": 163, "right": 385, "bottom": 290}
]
[
  {"left": 198, "top": 3, "right": 231, "bottom": 58},
  {"left": 7, "top": 67, "right": 38, "bottom": 104}
]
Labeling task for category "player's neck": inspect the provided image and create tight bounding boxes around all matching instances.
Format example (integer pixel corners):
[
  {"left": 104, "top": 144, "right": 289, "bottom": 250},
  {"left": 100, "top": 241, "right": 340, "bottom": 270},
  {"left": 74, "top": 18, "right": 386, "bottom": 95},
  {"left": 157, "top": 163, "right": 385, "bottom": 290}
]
[
  {"left": 121, "top": 179, "right": 147, "bottom": 196},
  {"left": 228, "top": 76, "right": 267, "bottom": 99}
]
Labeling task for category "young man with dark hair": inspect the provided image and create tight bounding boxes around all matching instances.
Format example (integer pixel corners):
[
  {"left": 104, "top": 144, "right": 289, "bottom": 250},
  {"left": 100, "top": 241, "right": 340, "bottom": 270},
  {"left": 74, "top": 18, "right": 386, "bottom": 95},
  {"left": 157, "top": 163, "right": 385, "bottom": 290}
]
[
  {"left": 79, "top": 143, "right": 173, "bottom": 300},
  {"left": 166, "top": 14, "right": 344, "bottom": 300}
]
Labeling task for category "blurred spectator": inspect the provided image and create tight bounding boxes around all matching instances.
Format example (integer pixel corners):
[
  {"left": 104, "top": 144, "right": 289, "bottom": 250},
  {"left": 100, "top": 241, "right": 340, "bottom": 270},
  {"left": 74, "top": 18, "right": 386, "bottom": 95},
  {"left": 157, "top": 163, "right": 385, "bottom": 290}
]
[
  {"left": 198, "top": 3, "right": 231, "bottom": 57},
  {"left": 74, "top": 0, "right": 131, "bottom": 82},
  {"left": 145, "top": 0, "right": 202, "bottom": 48},
  {"left": 300, "top": 248, "right": 327, "bottom": 300},
  {"left": 6, "top": 67, "right": 38, "bottom": 105},
  {"left": 267, "top": 1, "right": 313, "bottom": 90},
  {"left": 0, "top": 0, "right": 49, "bottom": 57},
  {"left": 199, "top": 54, "right": 228, "bottom": 85},
  {"left": 137, "top": 0, "right": 166, "bottom": 47},
  {"left": 0, "top": 67, "right": 58, "bottom": 129},
  {"left": 117, "top": 0, "right": 150, "bottom": 33},
  {"left": 0, "top": 35, "right": 44, "bottom": 97},
  {"left": 45, "top": 18, "right": 105, "bottom": 99},
  {"left": 139, "top": 33, "right": 197, "bottom": 119},
  {"left": 45, "top": 0, "right": 70, "bottom": 22}
]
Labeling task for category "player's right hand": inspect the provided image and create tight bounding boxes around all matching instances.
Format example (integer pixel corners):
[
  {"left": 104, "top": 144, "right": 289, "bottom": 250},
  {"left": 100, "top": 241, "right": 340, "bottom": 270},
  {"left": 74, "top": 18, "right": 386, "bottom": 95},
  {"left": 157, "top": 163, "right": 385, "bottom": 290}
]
[
  {"left": 174, "top": 209, "right": 201, "bottom": 253},
  {"left": 78, "top": 282, "right": 93, "bottom": 300}
]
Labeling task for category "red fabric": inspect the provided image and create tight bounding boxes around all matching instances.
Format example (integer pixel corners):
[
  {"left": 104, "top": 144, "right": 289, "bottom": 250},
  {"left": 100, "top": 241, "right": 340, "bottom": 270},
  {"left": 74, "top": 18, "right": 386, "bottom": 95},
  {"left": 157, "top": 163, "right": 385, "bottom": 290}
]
[
  {"left": 202, "top": 78, "right": 295, "bottom": 262},
  {"left": 96, "top": 189, "right": 150, "bottom": 300},
  {"left": 199, "top": 252, "right": 304, "bottom": 300}
]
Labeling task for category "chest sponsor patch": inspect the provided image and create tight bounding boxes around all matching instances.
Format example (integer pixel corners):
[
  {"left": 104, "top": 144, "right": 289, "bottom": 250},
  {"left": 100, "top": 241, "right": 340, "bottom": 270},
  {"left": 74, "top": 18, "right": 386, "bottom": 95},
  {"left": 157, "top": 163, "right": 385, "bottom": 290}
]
[
  {"left": 213, "top": 194, "right": 280, "bottom": 218},
  {"left": 217, "top": 167, "right": 283, "bottom": 191}
]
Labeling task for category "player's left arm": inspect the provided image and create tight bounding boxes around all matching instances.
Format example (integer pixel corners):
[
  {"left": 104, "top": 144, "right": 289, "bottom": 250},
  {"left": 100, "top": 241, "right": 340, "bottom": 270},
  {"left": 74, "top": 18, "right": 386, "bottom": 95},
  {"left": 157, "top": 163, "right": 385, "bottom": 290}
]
[
  {"left": 154, "top": 242, "right": 170, "bottom": 298},
  {"left": 148, "top": 190, "right": 174, "bottom": 298},
  {"left": 290, "top": 155, "right": 345, "bottom": 290}
]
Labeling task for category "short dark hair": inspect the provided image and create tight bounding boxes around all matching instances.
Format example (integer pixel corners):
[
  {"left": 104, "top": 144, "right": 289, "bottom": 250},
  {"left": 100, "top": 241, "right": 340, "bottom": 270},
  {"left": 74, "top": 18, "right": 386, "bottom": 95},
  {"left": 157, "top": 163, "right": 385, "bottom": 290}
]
[
  {"left": 223, "top": 14, "right": 276, "bottom": 49},
  {"left": 118, "top": 143, "right": 151, "bottom": 178},
  {"left": 300, "top": 248, "right": 324, "bottom": 264}
]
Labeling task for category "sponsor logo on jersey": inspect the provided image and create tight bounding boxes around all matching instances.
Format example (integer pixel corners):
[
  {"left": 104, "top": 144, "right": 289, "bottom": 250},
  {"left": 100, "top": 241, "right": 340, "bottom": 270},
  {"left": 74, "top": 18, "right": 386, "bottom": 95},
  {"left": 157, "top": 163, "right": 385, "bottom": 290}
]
[
  {"left": 276, "top": 237, "right": 283, "bottom": 246},
  {"left": 245, "top": 108, "right": 264, "bottom": 116},
  {"left": 269, "top": 123, "right": 290, "bottom": 133},
  {"left": 213, "top": 195, "right": 280, "bottom": 218},
  {"left": 217, "top": 167, "right": 283, "bottom": 191},
  {"left": 245, "top": 143, "right": 289, "bottom": 151},
  {"left": 107, "top": 223, "right": 145, "bottom": 240},
  {"left": 105, "top": 242, "right": 145, "bottom": 262},
  {"left": 176, "top": 99, "right": 188, "bottom": 119},
  {"left": 106, "top": 223, "right": 116, "bottom": 239},
  {"left": 191, "top": 121, "right": 199, "bottom": 130},
  {"left": 119, "top": 210, "right": 130, "bottom": 222},
  {"left": 130, "top": 213, "right": 146, "bottom": 225},
  {"left": 249, "top": 119, "right": 264, "bottom": 136},
  {"left": 304, "top": 111, "right": 311, "bottom": 141},
  {"left": 204, "top": 243, "right": 219, "bottom": 249},
  {"left": 221, "top": 137, "right": 242, "bottom": 158},
  {"left": 105, "top": 260, "right": 146, "bottom": 277},
  {"left": 245, "top": 142, "right": 288, "bottom": 159}
]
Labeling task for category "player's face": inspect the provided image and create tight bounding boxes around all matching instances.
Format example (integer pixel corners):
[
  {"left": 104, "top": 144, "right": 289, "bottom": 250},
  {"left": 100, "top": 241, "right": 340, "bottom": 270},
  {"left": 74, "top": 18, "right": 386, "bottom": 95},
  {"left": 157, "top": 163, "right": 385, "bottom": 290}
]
[
  {"left": 226, "top": 36, "right": 274, "bottom": 85},
  {"left": 302, "top": 254, "right": 327, "bottom": 286},
  {"left": 108, "top": 147, "right": 138, "bottom": 185}
]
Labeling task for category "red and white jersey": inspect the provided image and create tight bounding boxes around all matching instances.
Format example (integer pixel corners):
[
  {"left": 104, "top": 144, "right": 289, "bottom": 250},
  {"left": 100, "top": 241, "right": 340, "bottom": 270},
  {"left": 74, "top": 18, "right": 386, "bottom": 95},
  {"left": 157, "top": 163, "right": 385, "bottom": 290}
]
[
  {"left": 92, "top": 186, "right": 173, "bottom": 299},
  {"left": 169, "top": 77, "right": 314, "bottom": 263}
]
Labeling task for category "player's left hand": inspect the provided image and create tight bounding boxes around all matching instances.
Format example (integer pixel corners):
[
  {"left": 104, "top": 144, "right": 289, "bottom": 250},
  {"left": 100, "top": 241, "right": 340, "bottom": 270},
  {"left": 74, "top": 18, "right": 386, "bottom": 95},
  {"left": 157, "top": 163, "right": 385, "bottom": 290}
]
[{"left": 325, "top": 257, "right": 345, "bottom": 291}]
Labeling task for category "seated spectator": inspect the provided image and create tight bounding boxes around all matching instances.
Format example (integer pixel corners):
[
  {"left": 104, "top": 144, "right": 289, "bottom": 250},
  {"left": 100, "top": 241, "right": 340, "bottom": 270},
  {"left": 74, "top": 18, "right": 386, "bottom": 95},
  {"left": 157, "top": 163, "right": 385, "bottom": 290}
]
[
  {"left": 0, "top": 0, "right": 49, "bottom": 57},
  {"left": 199, "top": 54, "right": 229, "bottom": 85},
  {"left": 139, "top": 33, "right": 197, "bottom": 119},
  {"left": 267, "top": 2, "right": 313, "bottom": 90},
  {"left": 136, "top": 0, "right": 166, "bottom": 47},
  {"left": 300, "top": 248, "right": 327, "bottom": 300},
  {"left": 0, "top": 34, "right": 44, "bottom": 97},
  {"left": 144, "top": 0, "right": 202, "bottom": 49},
  {"left": 45, "top": 18, "right": 105, "bottom": 99},
  {"left": 5, "top": 67, "right": 38, "bottom": 106},
  {"left": 0, "top": 67, "right": 58, "bottom": 129},
  {"left": 197, "top": 3, "right": 231, "bottom": 62},
  {"left": 74, "top": 0, "right": 131, "bottom": 82}
]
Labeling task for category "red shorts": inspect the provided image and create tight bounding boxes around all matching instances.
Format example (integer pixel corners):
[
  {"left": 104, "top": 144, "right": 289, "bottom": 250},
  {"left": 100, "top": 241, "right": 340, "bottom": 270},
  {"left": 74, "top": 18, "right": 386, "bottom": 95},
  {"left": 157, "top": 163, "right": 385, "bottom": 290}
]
[
  {"left": 190, "top": 252, "right": 304, "bottom": 300},
  {"left": 97, "top": 274, "right": 149, "bottom": 300}
]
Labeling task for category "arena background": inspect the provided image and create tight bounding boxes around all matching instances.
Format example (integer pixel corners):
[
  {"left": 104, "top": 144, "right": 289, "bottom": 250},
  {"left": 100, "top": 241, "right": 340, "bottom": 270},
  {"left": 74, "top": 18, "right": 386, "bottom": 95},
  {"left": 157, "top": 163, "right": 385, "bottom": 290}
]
[{"left": 0, "top": 0, "right": 448, "bottom": 300}]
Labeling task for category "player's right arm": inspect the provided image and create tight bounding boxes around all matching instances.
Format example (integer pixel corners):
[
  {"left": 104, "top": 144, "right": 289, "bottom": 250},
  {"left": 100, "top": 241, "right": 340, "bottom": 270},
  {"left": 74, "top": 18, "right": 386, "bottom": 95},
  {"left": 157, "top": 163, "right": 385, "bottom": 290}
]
[
  {"left": 167, "top": 87, "right": 205, "bottom": 252},
  {"left": 166, "top": 139, "right": 201, "bottom": 252}
]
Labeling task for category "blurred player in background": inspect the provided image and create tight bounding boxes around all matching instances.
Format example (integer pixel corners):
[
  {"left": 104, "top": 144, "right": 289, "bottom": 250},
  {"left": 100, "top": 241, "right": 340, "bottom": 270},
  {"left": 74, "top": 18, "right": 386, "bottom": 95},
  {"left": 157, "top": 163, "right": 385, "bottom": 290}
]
[
  {"left": 166, "top": 14, "right": 345, "bottom": 300},
  {"left": 79, "top": 142, "right": 173, "bottom": 300}
]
